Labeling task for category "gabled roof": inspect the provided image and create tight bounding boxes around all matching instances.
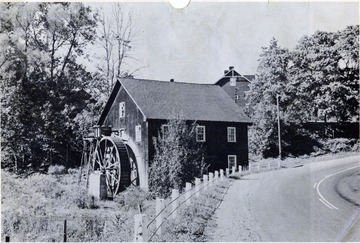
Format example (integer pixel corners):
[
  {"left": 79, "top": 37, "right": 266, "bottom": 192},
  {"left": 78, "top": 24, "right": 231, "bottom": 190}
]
[
  {"left": 98, "top": 78, "right": 251, "bottom": 125},
  {"left": 215, "top": 68, "right": 254, "bottom": 86}
]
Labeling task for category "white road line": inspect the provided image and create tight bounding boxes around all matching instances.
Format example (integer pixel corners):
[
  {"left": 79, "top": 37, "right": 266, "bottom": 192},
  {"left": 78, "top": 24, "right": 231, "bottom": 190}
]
[
  {"left": 313, "top": 182, "right": 317, "bottom": 188},
  {"left": 319, "top": 198, "right": 336, "bottom": 210},
  {"left": 315, "top": 165, "right": 360, "bottom": 211}
]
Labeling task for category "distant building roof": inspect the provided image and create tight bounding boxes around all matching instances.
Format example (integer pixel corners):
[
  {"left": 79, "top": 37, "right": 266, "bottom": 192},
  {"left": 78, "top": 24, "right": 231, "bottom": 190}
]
[
  {"left": 98, "top": 78, "right": 252, "bottom": 125},
  {"left": 215, "top": 66, "right": 255, "bottom": 86}
]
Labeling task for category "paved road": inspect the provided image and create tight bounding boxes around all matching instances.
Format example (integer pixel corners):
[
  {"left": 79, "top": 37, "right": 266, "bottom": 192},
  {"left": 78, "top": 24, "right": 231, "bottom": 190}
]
[{"left": 208, "top": 155, "right": 360, "bottom": 242}]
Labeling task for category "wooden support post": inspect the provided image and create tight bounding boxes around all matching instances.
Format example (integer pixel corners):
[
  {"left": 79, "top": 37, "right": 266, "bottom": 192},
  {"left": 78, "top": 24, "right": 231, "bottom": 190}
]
[
  {"left": 220, "top": 169, "right": 224, "bottom": 181},
  {"left": 209, "top": 172, "right": 214, "bottom": 186},
  {"left": 203, "top": 174, "right": 208, "bottom": 190},
  {"left": 99, "top": 172, "right": 107, "bottom": 200},
  {"left": 232, "top": 166, "right": 236, "bottom": 175},
  {"left": 226, "top": 168, "right": 230, "bottom": 177},
  {"left": 63, "top": 220, "right": 67, "bottom": 242},
  {"left": 134, "top": 214, "right": 148, "bottom": 242},
  {"left": 195, "top": 178, "right": 201, "bottom": 197},
  {"left": 171, "top": 189, "right": 179, "bottom": 219},
  {"left": 185, "top": 182, "right": 192, "bottom": 205},
  {"left": 156, "top": 198, "right": 164, "bottom": 235}
]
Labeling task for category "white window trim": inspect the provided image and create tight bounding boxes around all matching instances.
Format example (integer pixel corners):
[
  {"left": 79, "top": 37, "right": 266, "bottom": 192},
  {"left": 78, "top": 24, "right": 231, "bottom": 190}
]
[
  {"left": 228, "top": 155, "right": 237, "bottom": 169},
  {"left": 227, "top": 127, "right": 236, "bottom": 142},
  {"left": 196, "top": 125, "right": 206, "bottom": 142},
  {"left": 119, "top": 102, "right": 125, "bottom": 118},
  {"left": 135, "top": 125, "right": 141, "bottom": 142}
]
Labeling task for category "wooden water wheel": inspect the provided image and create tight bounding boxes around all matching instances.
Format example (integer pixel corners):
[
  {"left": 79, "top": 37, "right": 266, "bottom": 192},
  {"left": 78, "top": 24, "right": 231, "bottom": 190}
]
[{"left": 92, "top": 136, "right": 138, "bottom": 197}]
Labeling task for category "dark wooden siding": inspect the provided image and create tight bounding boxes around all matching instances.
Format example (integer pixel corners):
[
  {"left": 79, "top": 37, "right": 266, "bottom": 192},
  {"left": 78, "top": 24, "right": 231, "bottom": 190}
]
[
  {"left": 103, "top": 86, "right": 149, "bottom": 163},
  {"left": 148, "top": 119, "right": 249, "bottom": 172},
  {"left": 221, "top": 81, "right": 250, "bottom": 107}
]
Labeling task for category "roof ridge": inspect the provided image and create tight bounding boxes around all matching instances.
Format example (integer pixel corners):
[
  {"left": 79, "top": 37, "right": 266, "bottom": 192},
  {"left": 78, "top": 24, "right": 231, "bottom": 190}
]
[{"left": 120, "top": 78, "right": 214, "bottom": 86}]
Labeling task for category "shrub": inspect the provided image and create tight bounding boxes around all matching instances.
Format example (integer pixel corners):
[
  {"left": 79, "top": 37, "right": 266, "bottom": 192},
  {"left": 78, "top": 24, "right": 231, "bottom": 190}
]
[{"left": 149, "top": 118, "right": 206, "bottom": 197}]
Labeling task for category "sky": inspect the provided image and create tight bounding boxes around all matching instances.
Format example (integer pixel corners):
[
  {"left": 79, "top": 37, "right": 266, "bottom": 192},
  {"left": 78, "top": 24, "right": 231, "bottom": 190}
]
[{"left": 89, "top": 1, "right": 359, "bottom": 84}]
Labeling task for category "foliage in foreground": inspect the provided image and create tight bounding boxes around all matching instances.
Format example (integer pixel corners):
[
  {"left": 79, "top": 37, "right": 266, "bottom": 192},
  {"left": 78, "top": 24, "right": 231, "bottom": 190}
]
[
  {"left": 1, "top": 167, "right": 154, "bottom": 242},
  {"left": 2, "top": 166, "right": 231, "bottom": 242}
]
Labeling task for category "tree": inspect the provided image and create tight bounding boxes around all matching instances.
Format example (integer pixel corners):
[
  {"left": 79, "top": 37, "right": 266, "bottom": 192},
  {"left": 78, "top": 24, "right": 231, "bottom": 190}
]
[
  {"left": 288, "top": 26, "right": 359, "bottom": 123},
  {"left": 245, "top": 38, "right": 291, "bottom": 157},
  {"left": 246, "top": 26, "right": 359, "bottom": 158},
  {"left": 95, "top": 3, "right": 142, "bottom": 95},
  {"left": 0, "top": 3, "right": 100, "bottom": 172},
  {"left": 149, "top": 119, "right": 206, "bottom": 197}
]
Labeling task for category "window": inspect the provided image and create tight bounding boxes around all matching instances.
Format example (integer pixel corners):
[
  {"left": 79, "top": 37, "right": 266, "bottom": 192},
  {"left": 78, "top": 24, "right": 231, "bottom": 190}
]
[
  {"left": 135, "top": 125, "right": 141, "bottom": 142},
  {"left": 161, "top": 125, "right": 170, "bottom": 139},
  {"left": 119, "top": 102, "right": 125, "bottom": 118},
  {"left": 228, "top": 155, "right": 237, "bottom": 169},
  {"left": 230, "top": 77, "right": 236, "bottom": 86},
  {"left": 227, "top": 127, "right": 236, "bottom": 142},
  {"left": 196, "top": 126, "right": 206, "bottom": 142},
  {"left": 234, "top": 88, "right": 239, "bottom": 102}
]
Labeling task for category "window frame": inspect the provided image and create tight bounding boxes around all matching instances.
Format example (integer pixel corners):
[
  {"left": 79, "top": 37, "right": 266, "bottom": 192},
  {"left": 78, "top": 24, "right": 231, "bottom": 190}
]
[
  {"left": 196, "top": 125, "right": 206, "bottom": 142},
  {"left": 227, "top": 127, "right": 236, "bottom": 142},
  {"left": 228, "top": 155, "right": 237, "bottom": 169},
  {"left": 135, "top": 125, "right": 142, "bottom": 142},
  {"left": 119, "top": 102, "right": 125, "bottom": 118}
]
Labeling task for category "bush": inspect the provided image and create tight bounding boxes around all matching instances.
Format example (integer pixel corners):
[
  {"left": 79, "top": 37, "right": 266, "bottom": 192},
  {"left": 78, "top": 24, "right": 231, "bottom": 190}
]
[
  {"left": 149, "top": 118, "right": 206, "bottom": 197},
  {"left": 320, "top": 138, "right": 359, "bottom": 153}
]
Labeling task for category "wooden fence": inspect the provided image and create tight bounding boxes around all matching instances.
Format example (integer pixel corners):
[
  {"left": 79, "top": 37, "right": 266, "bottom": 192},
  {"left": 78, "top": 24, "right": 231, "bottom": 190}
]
[{"left": 134, "top": 166, "right": 245, "bottom": 242}]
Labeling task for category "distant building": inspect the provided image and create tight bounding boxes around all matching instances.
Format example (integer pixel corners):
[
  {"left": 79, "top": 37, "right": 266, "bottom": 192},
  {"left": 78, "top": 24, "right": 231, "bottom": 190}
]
[
  {"left": 97, "top": 78, "right": 252, "bottom": 189},
  {"left": 215, "top": 66, "right": 254, "bottom": 109}
]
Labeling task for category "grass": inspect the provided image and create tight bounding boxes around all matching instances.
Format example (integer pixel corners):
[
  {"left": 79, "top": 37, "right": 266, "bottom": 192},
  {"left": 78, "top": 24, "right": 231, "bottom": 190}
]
[
  {"left": 1, "top": 167, "right": 155, "bottom": 242},
  {"left": 148, "top": 179, "right": 231, "bottom": 242}
]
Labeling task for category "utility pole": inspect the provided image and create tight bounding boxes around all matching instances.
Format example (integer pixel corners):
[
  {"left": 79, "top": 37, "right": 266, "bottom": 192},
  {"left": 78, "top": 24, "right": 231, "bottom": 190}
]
[{"left": 276, "top": 95, "right": 282, "bottom": 168}]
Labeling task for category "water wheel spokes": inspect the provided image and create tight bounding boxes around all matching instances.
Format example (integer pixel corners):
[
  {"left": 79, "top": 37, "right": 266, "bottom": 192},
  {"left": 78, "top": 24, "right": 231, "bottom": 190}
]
[{"left": 93, "top": 137, "right": 122, "bottom": 196}]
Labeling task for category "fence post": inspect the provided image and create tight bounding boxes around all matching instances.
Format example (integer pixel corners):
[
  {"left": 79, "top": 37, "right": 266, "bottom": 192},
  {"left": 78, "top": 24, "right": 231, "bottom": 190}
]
[
  {"left": 134, "top": 214, "right": 148, "bottom": 242},
  {"left": 214, "top": 170, "right": 219, "bottom": 183},
  {"left": 257, "top": 163, "right": 260, "bottom": 172},
  {"left": 226, "top": 168, "right": 230, "bottom": 177},
  {"left": 171, "top": 189, "right": 179, "bottom": 219},
  {"left": 185, "top": 182, "right": 192, "bottom": 205},
  {"left": 203, "top": 174, "right": 208, "bottom": 191},
  {"left": 195, "top": 178, "right": 201, "bottom": 197},
  {"left": 220, "top": 169, "right": 224, "bottom": 181},
  {"left": 209, "top": 172, "right": 214, "bottom": 186},
  {"left": 156, "top": 198, "right": 164, "bottom": 235},
  {"left": 268, "top": 161, "right": 271, "bottom": 170},
  {"left": 232, "top": 166, "right": 236, "bottom": 175},
  {"left": 238, "top": 165, "right": 242, "bottom": 172}
]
